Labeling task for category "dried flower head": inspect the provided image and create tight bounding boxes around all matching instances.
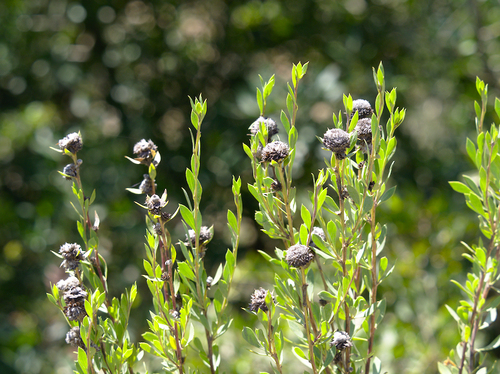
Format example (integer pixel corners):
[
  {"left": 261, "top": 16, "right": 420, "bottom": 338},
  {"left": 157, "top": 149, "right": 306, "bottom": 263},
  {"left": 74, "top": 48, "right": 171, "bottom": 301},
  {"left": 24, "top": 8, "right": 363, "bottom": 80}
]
[
  {"left": 310, "top": 226, "right": 326, "bottom": 248},
  {"left": 285, "top": 244, "right": 314, "bottom": 268},
  {"left": 145, "top": 194, "right": 166, "bottom": 215},
  {"left": 133, "top": 139, "right": 158, "bottom": 163},
  {"left": 271, "top": 179, "right": 282, "bottom": 192},
  {"left": 206, "top": 276, "right": 213, "bottom": 289},
  {"left": 62, "top": 160, "right": 82, "bottom": 180},
  {"left": 261, "top": 141, "right": 289, "bottom": 163},
  {"left": 59, "top": 243, "right": 85, "bottom": 271},
  {"left": 351, "top": 99, "right": 373, "bottom": 120},
  {"left": 153, "top": 223, "right": 162, "bottom": 236},
  {"left": 56, "top": 276, "right": 80, "bottom": 292},
  {"left": 58, "top": 133, "right": 83, "bottom": 154},
  {"left": 250, "top": 116, "right": 279, "bottom": 138},
  {"left": 249, "top": 287, "right": 274, "bottom": 312},
  {"left": 65, "top": 326, "right": 85, "bottom": 349},
  {"left": 186, "top": 226, "right": 212, "bottom": 247},
  {"left": 139, "top": 174, "right": 154, "bottom": 195},
  {"left": 355, "top": 118, "right": 373, "bottom": 143},
  {"left": 63, "top": 286, "right": 87, "bottom": 321},
  {"left": 323, "top": 128, "right": 350, "bottom": 159},
  {"left": 330, "top": 331, "right": 353, "bottom": 350}
]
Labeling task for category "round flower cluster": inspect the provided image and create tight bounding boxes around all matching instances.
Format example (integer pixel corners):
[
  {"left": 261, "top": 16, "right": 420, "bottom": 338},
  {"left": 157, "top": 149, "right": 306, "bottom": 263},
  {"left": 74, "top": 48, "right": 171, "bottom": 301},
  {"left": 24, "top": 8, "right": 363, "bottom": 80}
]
[
  {"left": 65, "top": 326, "right": 85, "bottom": 349},
  {"left": 186, "top": 226, "right": 213, "bottom": 248},
  {"left": 146, "top": 194, "right": 166, "bottom": 215},
  {"left": 323, "top": 99, "right": 375, "bottom": 158},
  {"left": 133, "top": 139, "right": 158, "bottom": 163},
  {"left": 249, "top": 116, "right": 279, "bottom": 139},
  {"left": 285, "top": 244, "right": 314, "bottom": 268},
  {"left": 63, "top": 283, "right": 87, "bottom": 321},
  {"left": 330, "top": 330, "right": 353, "bottom": 350},
  {"left": 62, "top": 160, "right": 82, "bottom": 180},
  {"left": 58, "top": 132, "right": 83, "bottom": 154},
  {"left": 261, "top": 141, "right": 289, "bottom": 163},
  {"left": 59, "top": 243, "right": 85, "bottom": 271},
  {"left": 139, "top": 174, "right": 154, "bottom": 195},
  {"left": 249, "top": 287, "right": 274, "bottom": 312}
]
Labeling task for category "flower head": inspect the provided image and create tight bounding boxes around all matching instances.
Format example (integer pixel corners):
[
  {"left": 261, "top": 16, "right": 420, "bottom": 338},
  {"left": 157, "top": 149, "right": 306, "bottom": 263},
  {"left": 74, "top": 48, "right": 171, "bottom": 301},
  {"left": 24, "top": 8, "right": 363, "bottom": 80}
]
[
  {"left": 139, "top": 174, "right": 154, "bottom": 195},
  {"left": 62, "top": 160, "right": 82, "bottom": 180},
  {"left": 355, "top": 118, "right": 373, "bottom": 143},
  {"left": 250, "top": 116, "right": 279, "bottom": 138},
  {"left": 249, "top": 287, "right": 274, "bottom": 312},
  {"left": 56, "top": 276, "right": 80, "bottom": 292},
  {"left": 351, "top": 99, "right": 373, "bottom": 120},
  {"left": 59, "top": 243, "right": 85, "bottom": 271},
  {"left": 133, "top": 139, "right": 158, "bottom": 163},
  {"left": 63, "top": 286, "right": 87, "bottom": 321},
  {"left": 65, "top": 326, "right": 85, "bottom": 349},
  {"left": 330, "top": 331, "right": 353, "bottom": 350},
  {"left": 186, "top": 226, "right": 213, "bottom": 247},
  {"left": 58, "top": 133, "right": 83, "bottom": 154},
  {"left": 261, "top": 141, "right": 289, "bottom": 163},
  {"left": 323, "top": 128, "right": 350, "bottom": 159},
  {"left": 145, "top": 194, "right": 167, "bottom": 215},
  {"left": 310, "top": 227, "right": 326, "bottom": 248},
  {"left": 285, "top": 244, "right": 314, "bottom": 268}
]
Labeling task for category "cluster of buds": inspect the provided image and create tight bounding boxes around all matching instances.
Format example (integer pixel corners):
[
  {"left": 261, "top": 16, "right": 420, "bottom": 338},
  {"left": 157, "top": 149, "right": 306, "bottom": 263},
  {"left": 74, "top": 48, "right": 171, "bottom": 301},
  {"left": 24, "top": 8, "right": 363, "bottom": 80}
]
[{"left": 322, "top": 99, "right": 375, "bottom": 159}]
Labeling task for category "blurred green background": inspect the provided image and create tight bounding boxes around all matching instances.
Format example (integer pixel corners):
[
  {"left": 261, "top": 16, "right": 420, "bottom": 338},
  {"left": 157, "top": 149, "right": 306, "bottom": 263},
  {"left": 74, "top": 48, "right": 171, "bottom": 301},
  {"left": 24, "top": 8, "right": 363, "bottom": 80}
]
[{"left": 1, "top": 0, "right": 500, "bottom": 373}]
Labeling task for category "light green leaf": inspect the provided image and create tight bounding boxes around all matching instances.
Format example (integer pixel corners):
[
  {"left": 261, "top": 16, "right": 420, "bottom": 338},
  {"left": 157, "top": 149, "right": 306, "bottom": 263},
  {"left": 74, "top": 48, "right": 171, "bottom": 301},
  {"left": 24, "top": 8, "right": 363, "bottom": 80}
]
[{"left": 242, "top": 327, "right": 262, "bottom": 348}]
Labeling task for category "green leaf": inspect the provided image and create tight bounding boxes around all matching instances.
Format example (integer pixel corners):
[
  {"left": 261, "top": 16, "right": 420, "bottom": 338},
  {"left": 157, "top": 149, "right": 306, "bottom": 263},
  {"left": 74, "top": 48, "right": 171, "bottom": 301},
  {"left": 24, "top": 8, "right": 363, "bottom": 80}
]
[
  {"left": 477, "top": 334, "right": 500, "bottom": 352},
  {"left": 77, "top": 347, "right": 88, "bottom": 374},
  {"left": 292, "top": 347, "right": 312, "bottom": 369},
  {"left": 179, "top": 204, "right": 195, "bottom": 229},
  {"left": 449, "top": 181, "right": 472, "bottom": 194},
  {"left": 379, "top": 186, "right": 396, "bottom": 204},
  {"left": 437, "top": 362, "right": 453, "bottom": 374},
  {"left": 380, "top": 256, "right": 388, "bottom": 272},
  {"left": 256, "top": 88, "right": 263, "bottom": 115},
  {"left": 178, "top": 262, "right": 195, "bottom": 281},
  {"left": 242, "top": 327, "right": 262, "bottom": 348},
  {"left": 280, "top": 110, "right": 290, "bottom": 134},
  {"left": 301, "top": 205, "right": 311, "bottom": 229}
]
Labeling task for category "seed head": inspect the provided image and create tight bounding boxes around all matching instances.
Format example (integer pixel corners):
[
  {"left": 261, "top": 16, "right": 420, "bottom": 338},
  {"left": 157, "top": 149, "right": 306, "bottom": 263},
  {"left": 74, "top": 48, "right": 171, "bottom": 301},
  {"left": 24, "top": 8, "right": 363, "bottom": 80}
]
[
  {"left": 186, "top": 226, "right": 212, "bottom": 247},
  {"left": 206, "top": 276, "right": 213, "bottom": 289},
  {"left": 310, "top": 227, "right": 326, "bottom": 248},
  {"left": 62, "top": 160, "right": 82, "bottom": 180},
  {"left": 285, "top": 244, "right": 314, "bottom": 268},
  {"left": 250, "top": 116, "right": 279, "bottom": 138},
  {"left": 139, "top": 174, "right": 154, "bottom": 195},
  {"left": 323, "top": 128, "right": 350, "bottom": 159},
  {"left": 133, "top": 139, "right": 158, "bottom": 163},
  {"left": 56, "top": 276, "right": 80, "bottom": 292},
  {"left": 58, "top": 133, "right": 83, "bottom": 154},
  {"left": 351, "top": 99, "right": 373, "bottom": 120},
  {"left": 63, "top": 286, "right": 87, "bottom": 322},
  {"left": 330, "top": 331, "right": 353, "bottom": 350},
  {"left": 59, "top": 243, "right": 85, "bottom": 271},
  {"left": 145, "top": 194, "right": 166, "bottom": 215},
  {"left": 355, "top": 118, "right": 373, "bottom": 143},
  {"left": 261, "top": 141, "right": 289, "bottom": 163},
  {"left": 65, "top": 326, "right": 85, "bottom": 349},
  {"left": 249, "top": 287, "right": 274, "bottom": 312}
]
